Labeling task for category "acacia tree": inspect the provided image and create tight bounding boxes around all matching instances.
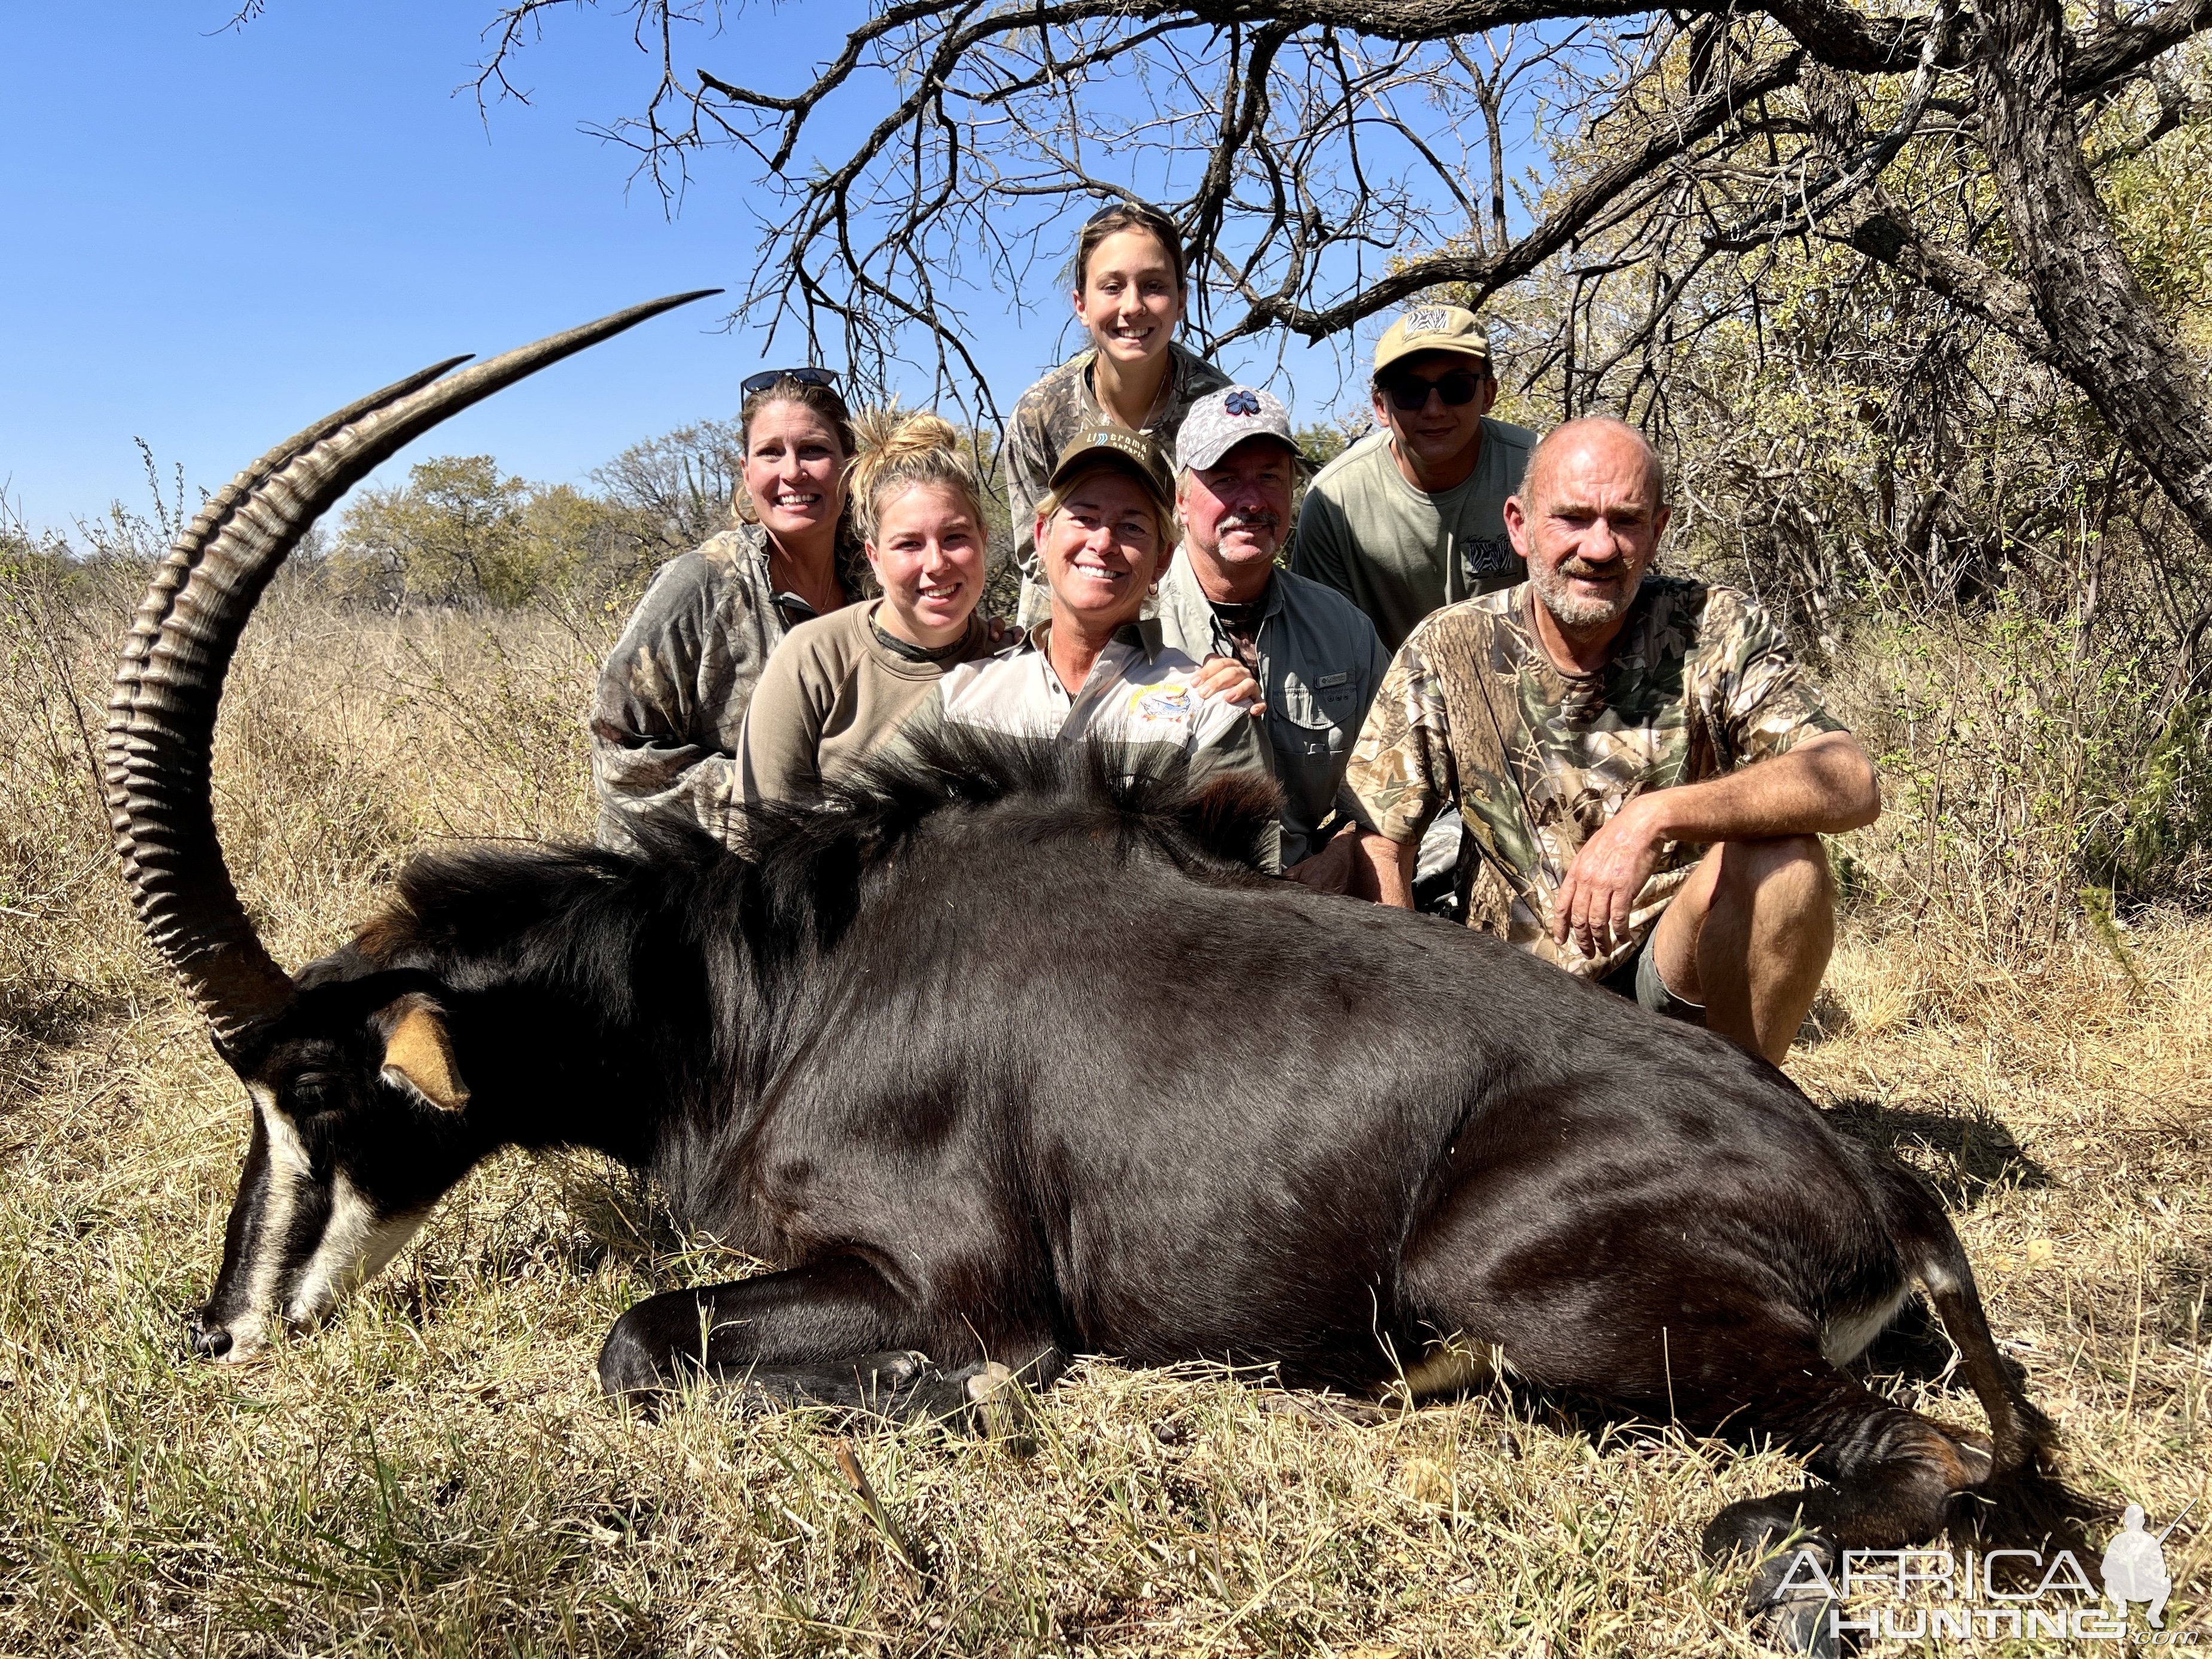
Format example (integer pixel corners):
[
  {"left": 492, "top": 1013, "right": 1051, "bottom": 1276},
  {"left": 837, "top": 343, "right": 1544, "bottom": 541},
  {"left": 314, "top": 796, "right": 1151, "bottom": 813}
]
[{"left": 473, "top": 0, "right": 2212, "bottom": 554}]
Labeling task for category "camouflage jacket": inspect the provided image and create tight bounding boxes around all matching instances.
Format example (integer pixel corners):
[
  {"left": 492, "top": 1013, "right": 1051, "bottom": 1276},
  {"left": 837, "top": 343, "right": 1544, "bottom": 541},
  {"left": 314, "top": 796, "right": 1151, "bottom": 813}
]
[
  {"left": 1344, "top": 575, "right": 1843, "bottom": 978},
  {"left": 1003, "top": 341, "right": 1231, "bottom": 626},
  {"left": 590, "top": 523, "right": 855, "bottom": 852}
]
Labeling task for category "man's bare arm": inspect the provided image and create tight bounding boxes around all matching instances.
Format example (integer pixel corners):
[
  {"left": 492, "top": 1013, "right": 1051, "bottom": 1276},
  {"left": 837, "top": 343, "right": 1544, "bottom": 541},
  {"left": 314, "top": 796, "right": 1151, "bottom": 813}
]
[
  {"left": 1555, "top": 732, "right": 1880, "bottom": 957},
  {"left": 1355, "top": 831, "right": 1415, "bottom": 908}
]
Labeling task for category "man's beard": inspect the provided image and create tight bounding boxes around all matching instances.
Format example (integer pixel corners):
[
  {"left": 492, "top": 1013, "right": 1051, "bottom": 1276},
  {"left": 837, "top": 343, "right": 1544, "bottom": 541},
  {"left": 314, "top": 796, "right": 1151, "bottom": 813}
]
[
  {"left": 1531, "top": 557, "right": 1643, "bottom": 631},
  {"left": 1211, "top": 513, "right": 1281, "bottom": 560}
]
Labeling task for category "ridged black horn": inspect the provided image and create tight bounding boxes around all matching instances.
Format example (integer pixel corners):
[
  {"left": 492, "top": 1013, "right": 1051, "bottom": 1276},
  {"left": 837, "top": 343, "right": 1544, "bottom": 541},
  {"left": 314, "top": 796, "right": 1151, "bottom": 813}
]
[{"left": 106, "top": 290, "right": 721, "bottom": 1057}]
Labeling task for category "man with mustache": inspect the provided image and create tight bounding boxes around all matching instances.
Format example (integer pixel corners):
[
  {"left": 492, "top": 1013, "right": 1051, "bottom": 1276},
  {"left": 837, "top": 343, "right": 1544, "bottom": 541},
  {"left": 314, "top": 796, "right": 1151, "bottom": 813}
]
[
  {"left": 1343, "top": 417, "right": 1881, "bottom": 1065},
  {"left": 1156, "top": 385, "right": 1389, "bottom": 893}
]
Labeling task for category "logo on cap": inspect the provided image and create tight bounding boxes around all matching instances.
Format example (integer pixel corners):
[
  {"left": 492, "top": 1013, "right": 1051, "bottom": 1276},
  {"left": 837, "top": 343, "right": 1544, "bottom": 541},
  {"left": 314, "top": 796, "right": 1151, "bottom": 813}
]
[
  {"left": 1401, "top": 306, "right": 1454, "bottom": 335},
  {"left": 1224, "top": 389, "right": 1261, "bottom": 417}
]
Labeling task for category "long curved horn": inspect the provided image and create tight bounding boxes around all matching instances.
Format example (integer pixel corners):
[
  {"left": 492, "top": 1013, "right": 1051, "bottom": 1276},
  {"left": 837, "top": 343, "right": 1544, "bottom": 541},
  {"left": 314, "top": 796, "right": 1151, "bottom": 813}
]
[{"left": 107, "top": 291, "right": 721, "bottom": 1057}]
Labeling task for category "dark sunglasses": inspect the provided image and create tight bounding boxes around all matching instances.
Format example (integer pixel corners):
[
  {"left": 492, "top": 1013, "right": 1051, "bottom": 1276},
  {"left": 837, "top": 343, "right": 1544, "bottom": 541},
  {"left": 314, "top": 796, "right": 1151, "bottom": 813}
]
[
  {"left": 742, "top": 365, "right": 841, "bottom": 398},
  {"left": 1381, "top": 369, "right": 1487, "bottom": 412}
]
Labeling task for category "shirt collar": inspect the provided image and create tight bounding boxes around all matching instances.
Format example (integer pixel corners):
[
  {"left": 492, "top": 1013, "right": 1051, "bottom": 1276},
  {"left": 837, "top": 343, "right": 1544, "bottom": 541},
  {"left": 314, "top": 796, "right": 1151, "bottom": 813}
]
[
  {"left": 1080, "top": 342, "right": 1189, "bottom": 428},
  {"left": 1160, "top": 553, "right": 1279, "bottom": 639},
  {"left": 1025, "top": 614, "right": 1166, "bottom": 665}
]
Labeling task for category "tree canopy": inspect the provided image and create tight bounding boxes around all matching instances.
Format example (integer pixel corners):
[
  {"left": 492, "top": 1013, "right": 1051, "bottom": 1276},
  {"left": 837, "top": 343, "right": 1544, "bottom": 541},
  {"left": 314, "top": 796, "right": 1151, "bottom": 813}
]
[{"left": 473, "top": 1, "right": 2212, "bottom": 578}]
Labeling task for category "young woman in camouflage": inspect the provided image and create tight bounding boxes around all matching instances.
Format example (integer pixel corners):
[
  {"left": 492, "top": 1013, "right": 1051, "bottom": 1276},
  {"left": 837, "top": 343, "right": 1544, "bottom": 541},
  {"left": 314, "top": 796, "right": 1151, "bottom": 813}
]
[
  {"left": 589, "top": 371, "right": 873, "bottom": 852},
  {"left": 1001, "top": 202, "right": 1230, "bottom": 627}
]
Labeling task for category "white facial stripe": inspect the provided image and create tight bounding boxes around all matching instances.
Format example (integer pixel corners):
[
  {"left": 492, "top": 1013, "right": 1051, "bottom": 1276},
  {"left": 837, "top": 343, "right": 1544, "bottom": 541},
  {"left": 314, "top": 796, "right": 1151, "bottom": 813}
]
[
  {"left": 285, "top": 1175, "right": 430, "bottom": 1328},
  {"left": 227, "top": 1084, "right": 313, "bottom": 1359}
]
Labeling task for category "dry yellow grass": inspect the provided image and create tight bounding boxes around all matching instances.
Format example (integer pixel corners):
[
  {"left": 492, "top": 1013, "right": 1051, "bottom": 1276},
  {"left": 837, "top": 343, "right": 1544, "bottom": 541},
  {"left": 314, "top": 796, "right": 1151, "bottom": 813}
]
[{"left": 0, "top": 575, "right": 2203, "bottom": 1655}]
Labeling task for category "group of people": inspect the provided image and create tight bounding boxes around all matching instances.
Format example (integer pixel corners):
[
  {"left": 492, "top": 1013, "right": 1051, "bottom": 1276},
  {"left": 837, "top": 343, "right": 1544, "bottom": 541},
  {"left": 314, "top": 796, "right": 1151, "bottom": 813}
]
[{"left": 590, "top": 201, "right": 1880, "bottom": 1067}]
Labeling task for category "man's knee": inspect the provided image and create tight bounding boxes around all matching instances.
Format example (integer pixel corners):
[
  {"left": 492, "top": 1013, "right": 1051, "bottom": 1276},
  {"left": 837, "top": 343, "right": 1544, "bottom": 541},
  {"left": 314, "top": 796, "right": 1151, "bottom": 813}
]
[{"left": 1714, "top": 834, "right": 1833, "bottom": 912}]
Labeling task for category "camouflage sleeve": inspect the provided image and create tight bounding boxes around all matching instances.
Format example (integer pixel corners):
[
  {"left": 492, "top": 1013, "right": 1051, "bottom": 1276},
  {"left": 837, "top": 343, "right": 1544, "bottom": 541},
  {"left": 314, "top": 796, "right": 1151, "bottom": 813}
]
[
  {"left": 588, "top": 557, "right": 745, "bottom": 850},
  {"left": 1342, "top": 638, "right": 1455, "bottom": 846},
  {"left": 1185, "top": 702, "right": 1283, "bottom": 873},
  {"left": 1003, "top": 400, "right": 1057, "bottom": 599},
  {"left": 1711, "top": 590, "right": 1845, "bottom": 767},
  {"left": 1287, "top": 486, "right": 1357, "bottom": 602}
]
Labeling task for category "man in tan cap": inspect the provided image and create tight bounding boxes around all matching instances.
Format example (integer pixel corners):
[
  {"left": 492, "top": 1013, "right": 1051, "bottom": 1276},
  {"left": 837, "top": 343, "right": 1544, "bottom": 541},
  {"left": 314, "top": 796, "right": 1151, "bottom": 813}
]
[{"left": 1291, "top": 304, "right": 1538, "bottom": 654}]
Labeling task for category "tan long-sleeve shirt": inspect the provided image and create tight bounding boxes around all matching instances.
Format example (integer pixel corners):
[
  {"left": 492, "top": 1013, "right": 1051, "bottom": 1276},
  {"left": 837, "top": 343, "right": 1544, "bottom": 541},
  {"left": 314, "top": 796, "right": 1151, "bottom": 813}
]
[{"left": 736, "top": 600, "right": 997, "bottom": 805}]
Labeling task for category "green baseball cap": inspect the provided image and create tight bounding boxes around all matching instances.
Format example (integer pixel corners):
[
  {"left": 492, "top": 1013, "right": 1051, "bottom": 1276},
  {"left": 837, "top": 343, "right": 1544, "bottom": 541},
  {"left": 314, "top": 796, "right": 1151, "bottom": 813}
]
[{"left": 1046, "top": 425, "right": 1178, "bottom": 523}]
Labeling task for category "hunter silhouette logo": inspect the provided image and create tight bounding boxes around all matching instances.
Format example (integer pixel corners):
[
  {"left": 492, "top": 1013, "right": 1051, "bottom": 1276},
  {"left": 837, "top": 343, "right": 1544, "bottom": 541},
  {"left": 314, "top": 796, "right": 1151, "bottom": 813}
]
[{"left": 2105, "top": 1499, "right": 2195, "bottom": 1629}]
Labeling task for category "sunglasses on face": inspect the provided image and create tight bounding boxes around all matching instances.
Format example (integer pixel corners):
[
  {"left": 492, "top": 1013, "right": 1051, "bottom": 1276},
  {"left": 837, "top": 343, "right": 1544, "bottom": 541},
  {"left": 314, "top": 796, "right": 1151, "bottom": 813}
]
[
  {"left": 742, "top": 365, "right": 841, "bottom": 398},
  {"left": 1380, "top": 369, "right": 1488, "bottom": 412}
]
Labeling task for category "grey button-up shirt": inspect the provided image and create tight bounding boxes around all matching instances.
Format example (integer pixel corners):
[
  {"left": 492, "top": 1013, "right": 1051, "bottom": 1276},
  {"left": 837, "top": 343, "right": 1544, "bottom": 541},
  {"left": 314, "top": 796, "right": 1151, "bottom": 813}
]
[{"left": 1155, "top": 556, "right": 1389, "bottom": 865}]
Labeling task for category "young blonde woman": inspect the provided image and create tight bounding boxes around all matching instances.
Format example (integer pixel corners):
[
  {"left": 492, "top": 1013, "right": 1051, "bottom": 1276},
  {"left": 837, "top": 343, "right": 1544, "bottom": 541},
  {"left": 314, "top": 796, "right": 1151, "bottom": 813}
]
[
  {"left": 590, "top": 370, "right": 871, "bottom": 850},
  {"left": 736, "top": 411, "right": 1004, "bottom": 804},
  {"left": 1001, "top": 202, "right": 1230, "bottom": 626}
]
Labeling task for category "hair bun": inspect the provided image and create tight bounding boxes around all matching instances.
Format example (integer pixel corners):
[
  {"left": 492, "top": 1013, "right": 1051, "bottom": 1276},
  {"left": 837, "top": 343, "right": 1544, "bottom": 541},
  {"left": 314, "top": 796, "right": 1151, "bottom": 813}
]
[
  {"left": 852, "top": 406, "right": 961, "bottom": 463},
  {"left": 846, "top": 405, "right": 989, "bottom": 545}
]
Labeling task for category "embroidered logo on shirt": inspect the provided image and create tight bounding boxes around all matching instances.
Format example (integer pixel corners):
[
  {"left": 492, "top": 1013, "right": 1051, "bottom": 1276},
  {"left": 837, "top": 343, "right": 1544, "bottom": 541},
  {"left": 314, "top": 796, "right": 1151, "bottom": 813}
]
[{"left": 1132, "top": 684, "right": 1193, "bottom": 722}]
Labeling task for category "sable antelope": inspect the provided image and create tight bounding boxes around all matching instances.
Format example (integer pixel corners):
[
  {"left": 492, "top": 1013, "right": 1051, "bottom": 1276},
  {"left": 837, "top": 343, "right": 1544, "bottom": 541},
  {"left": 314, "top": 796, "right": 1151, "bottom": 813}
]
[{"left": 111, "top": 298, "right": 2075, "bottom": 1652}]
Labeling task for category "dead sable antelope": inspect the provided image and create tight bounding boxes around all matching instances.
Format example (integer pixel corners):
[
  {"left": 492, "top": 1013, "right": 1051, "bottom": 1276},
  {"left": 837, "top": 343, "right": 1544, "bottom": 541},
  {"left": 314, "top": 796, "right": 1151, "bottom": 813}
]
[{"left": 112, "top": 296, "right": 2076, "bottom": 1648}]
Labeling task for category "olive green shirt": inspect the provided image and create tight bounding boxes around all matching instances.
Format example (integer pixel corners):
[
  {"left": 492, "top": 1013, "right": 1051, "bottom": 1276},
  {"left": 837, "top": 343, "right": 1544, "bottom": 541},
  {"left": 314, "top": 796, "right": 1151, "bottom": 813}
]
[
  {"left": 1290, "top": 419, "right": 1540, "bottom": 653},
  {"left": 1344, "top": 575, "right": 1844, "bottom": 979},
  {"left": 736, "top": 601, "right": 997, "bottom": 805}
]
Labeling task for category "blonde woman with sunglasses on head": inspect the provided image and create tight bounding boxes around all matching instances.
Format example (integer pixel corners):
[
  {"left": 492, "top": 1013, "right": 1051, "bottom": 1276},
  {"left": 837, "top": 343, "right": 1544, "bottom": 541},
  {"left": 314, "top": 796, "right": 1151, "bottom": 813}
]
[{"left": 591, "top": 367, "right": 873, "bottom": 852}]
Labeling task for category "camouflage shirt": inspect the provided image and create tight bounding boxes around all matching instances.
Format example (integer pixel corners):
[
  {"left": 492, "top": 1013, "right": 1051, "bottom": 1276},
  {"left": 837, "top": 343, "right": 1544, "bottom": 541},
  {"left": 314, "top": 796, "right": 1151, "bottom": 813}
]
[
  {"left": 1345, "top": 574, "right": 1844, "bottom": 978},
  {"left": 590, "top": 523, "right": 860, "bottom": 852},
  {"left": 1003, "top": 341, "right": 1232, "bottom": 627}
]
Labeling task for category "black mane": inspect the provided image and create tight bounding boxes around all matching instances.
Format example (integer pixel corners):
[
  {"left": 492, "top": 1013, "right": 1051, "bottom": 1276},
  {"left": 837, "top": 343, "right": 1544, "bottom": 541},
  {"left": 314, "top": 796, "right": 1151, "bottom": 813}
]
[
  {"left": 748, "top": 724, "right": 1282, "bottom": 886},
  {"left": 355, "top": 728, "right": 1281, "bottom": 1030}
]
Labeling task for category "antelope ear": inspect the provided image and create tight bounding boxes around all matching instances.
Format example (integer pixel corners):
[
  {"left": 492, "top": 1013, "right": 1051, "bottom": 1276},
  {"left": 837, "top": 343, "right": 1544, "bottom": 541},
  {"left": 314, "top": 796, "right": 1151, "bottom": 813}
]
[{"left": 377, "top": 994, "right": 471, "bottom": 1113}]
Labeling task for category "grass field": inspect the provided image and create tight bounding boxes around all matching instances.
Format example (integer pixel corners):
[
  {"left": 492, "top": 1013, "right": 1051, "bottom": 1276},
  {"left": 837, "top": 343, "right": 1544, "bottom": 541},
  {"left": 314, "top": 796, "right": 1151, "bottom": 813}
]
[{"left": 0, "top": 574, "right": 2204, "bottom": 1655}]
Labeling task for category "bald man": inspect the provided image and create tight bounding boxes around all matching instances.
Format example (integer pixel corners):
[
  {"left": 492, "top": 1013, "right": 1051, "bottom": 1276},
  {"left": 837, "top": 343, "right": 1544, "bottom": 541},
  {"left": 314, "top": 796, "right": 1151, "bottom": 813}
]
[{"left": 1342, "top": 416, "right": 1879, "bottom": 1065}]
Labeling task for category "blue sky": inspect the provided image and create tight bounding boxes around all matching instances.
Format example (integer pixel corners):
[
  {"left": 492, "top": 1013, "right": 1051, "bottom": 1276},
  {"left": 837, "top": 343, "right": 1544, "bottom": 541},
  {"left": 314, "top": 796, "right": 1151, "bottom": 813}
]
[{"left": 1, "top": 2, "right": 1374, "bottom": 536}]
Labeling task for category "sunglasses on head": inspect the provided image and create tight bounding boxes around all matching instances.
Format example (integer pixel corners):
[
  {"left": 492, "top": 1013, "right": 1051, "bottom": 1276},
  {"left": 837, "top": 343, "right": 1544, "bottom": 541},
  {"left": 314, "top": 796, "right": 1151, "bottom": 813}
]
[
  {"left": 742, "top": 365, "right": 841, "bottom": 398},
  {"left": 1380, "top": 368, "right": 1488, "bottom": 412}
]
